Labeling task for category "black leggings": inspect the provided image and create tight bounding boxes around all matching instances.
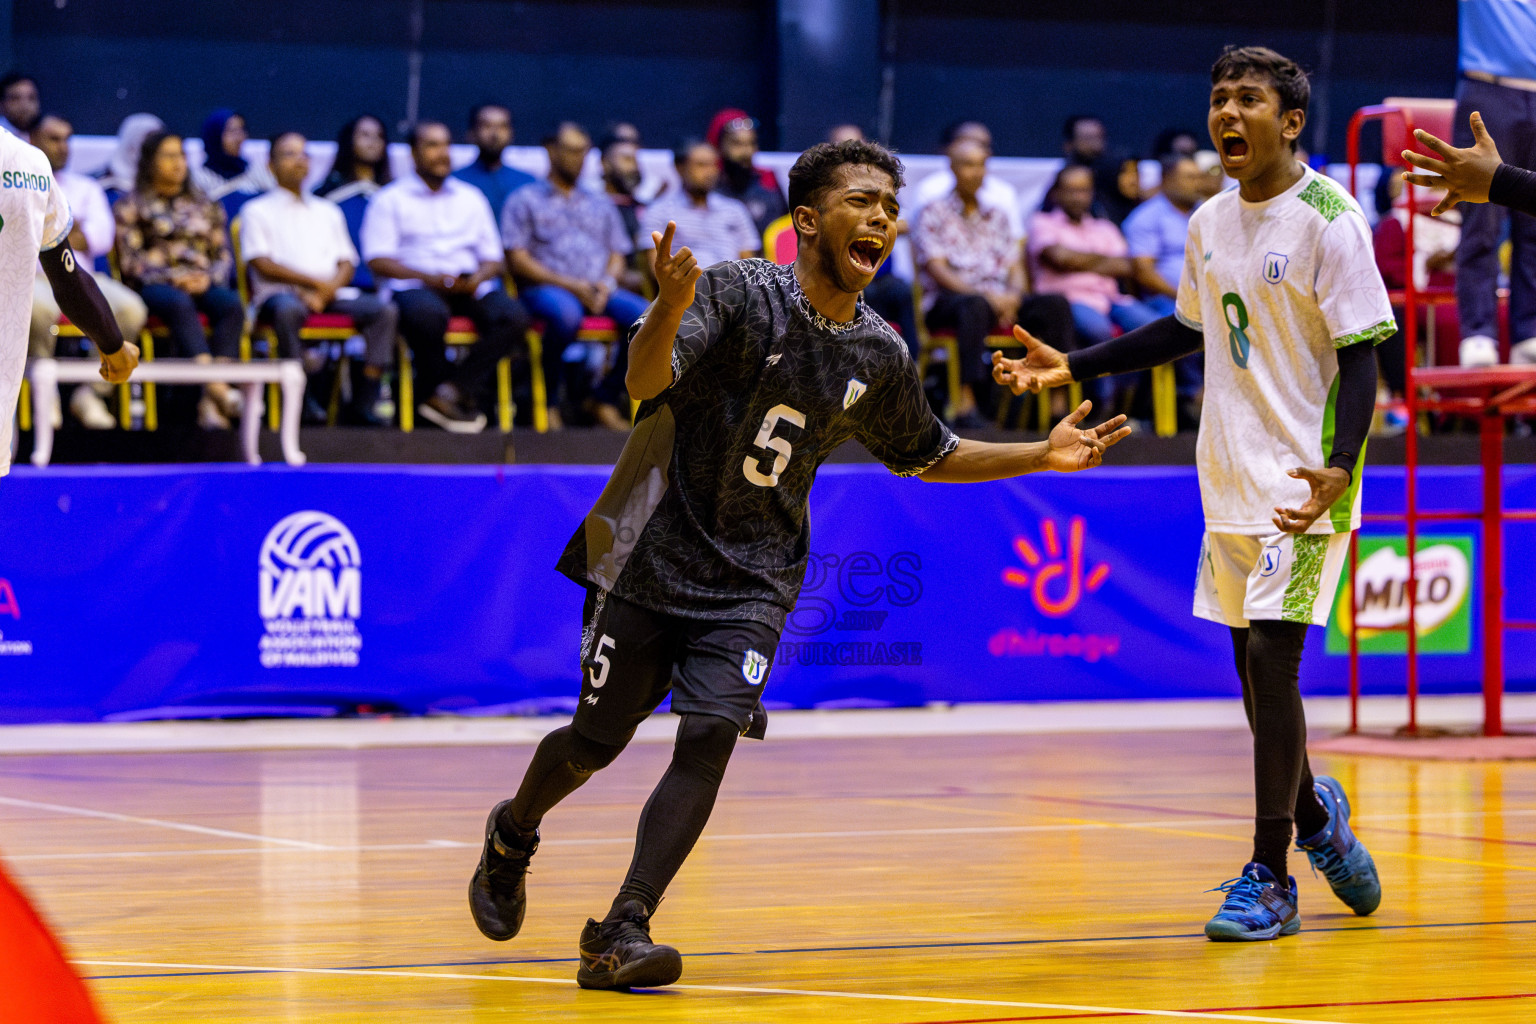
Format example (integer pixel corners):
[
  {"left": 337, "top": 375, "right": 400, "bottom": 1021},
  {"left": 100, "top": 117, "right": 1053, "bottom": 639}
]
[
  {"left": 1231, "top": 622, "right": 1330, "bottom": 881},
  {"left": 500, "top": 713, "right": 739, "bottom": 918}
]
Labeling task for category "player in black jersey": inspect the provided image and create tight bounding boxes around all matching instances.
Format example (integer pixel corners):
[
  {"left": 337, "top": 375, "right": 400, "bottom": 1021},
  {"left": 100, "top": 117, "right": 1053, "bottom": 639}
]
[{"left": 468, "top": 140, "right": 1131, "bottom": 991}]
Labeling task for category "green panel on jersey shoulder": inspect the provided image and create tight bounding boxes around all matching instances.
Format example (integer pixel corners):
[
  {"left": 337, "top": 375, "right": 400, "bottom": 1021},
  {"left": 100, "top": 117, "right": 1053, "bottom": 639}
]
[
  {"left": 1319, "top": 371, "right": 1366, "bottom": 532},
  {"left": 1297, "top": 177, "right": 1350, "bottom": 223}
]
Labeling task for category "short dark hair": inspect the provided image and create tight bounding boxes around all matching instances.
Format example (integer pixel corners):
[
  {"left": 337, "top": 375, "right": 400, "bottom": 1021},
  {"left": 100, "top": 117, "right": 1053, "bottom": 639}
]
[
  {"left": 939, "top": 120, "right": 987, "bottom": 147},
  {"left": 672, "top": 137, "right": 711, "bottom": 166},
  {"left": 1211, "top": 45, "right": 1310, "bottom": 122},
  {"left": 29, "top": 112, "right": 67, "bottom": 137},
  {"left": 0, "top": 71, "right": 34, "bottom": 95},
  {"left": 268, "top": 130, "right": 305, "bottom": 152},
  {"left": 787, "top": 140, "right": 904, "bottom": 222},
  {"left": 1063, "top": 115, "right": 1102, "bottom": 142},
  {"left": 468, "top": 103, "right": 509, "bottom": 129},
  {"left": 543, "top": 121, "right": 590, "bottom": 146},
  {"left": 407, "top": 120, "right": 449, "bottom": 150}
]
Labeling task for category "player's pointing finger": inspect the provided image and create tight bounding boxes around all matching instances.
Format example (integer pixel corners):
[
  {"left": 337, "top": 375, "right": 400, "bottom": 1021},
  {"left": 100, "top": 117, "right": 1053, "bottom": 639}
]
[{"left": 658, "top": 221, "right": 677, "bottom": 258}]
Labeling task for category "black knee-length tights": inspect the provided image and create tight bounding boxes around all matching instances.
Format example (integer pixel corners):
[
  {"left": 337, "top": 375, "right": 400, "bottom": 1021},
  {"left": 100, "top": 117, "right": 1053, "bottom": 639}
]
[{"left": 1231, "top": 622, "right": 1331, "bottom": 883}]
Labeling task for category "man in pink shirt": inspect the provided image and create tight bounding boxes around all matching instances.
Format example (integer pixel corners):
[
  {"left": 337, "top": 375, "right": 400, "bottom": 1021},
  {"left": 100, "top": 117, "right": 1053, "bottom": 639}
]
[{"left": 1028, "top": 165, "right": 1159, "bottom": 405}]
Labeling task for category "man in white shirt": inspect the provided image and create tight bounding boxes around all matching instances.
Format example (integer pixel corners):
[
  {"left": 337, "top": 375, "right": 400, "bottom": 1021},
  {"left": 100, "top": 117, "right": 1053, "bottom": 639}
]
[
  {"left": 26, "top": 114, "right": 146, "bottom": 428},
  {"left": 239, "top": 132, "right": 398, "bottom": 426},
  {"left": 639, "top": 140, "right": 758, "bottom": 275},
  {"left": 362, "top": 121, "right": 528, "bottom": 433}
]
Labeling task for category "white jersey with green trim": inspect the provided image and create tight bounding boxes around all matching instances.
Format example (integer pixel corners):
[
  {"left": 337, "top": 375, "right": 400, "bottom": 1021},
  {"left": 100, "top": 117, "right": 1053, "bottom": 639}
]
[
  {"left": 1174, "top": 164, "right": 1393, "bottom": 535},
  {"left": 0, "top": 126, "right": 74, "bottom": 476}
]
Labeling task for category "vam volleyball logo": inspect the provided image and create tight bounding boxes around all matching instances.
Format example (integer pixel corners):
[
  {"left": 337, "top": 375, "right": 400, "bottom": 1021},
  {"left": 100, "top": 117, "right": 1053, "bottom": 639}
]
[{"left": 258, "top": 511, "right": 362, "bottom": 668}]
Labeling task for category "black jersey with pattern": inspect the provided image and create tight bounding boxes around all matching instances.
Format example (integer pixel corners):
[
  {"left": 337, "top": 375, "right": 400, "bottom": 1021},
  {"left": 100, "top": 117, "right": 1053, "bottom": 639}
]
[{"left": 556, "top": 259, "right": 958, "bottom": 630}]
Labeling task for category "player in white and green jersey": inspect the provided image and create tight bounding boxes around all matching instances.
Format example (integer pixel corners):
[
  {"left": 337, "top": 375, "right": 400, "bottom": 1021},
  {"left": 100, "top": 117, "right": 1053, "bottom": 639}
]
[{"left": 994, "top": 46, "right": 1386, "bottom": 942}]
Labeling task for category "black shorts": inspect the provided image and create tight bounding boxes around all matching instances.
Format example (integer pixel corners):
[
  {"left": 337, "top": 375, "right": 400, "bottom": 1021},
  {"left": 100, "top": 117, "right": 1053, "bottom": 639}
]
[{"left": 573, "top": 589, "right": 778, "bottom": 746}]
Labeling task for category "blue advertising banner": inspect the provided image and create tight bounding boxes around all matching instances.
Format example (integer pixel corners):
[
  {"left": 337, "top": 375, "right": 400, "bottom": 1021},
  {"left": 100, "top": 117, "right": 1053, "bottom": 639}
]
[{"left": 0, "top": 464, "right": 1532, "bottom": 724}]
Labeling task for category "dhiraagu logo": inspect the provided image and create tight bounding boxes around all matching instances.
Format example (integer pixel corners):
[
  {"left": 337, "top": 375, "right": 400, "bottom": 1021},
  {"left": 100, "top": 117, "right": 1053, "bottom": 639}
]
[
  {"left": 1325, "top": 535, "right": 1473, "bottom": 655},
  {"left": 1222, "top": 292, "right": 1251, "bottom": 368}
]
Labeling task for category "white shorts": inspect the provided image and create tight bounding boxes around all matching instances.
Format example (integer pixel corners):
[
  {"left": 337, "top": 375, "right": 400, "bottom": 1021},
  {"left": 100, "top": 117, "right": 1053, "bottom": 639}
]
[{"left": 1193, "top": 531, "right": 1351, "bottom": 628}]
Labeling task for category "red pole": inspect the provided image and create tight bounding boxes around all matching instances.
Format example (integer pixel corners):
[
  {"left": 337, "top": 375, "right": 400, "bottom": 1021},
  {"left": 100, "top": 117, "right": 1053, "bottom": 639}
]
[
  {"left": 1396, "top": 108, "right": 1421, "bottom": 736},
  {"left": 1481, "top": 411, "right": 1504, "bottom": 737},
  {"left": 1348, "top": 530, "right": 1360, "bottom": 734}
]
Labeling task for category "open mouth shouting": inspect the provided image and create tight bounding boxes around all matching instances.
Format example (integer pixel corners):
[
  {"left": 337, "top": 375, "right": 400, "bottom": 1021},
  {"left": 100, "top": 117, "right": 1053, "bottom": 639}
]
[
  {"left": 1219, "top": 128, "right": 1250, "bottom": 168},
  {"left": 847, "top": 233, "right": 887, "bottom": 276}
]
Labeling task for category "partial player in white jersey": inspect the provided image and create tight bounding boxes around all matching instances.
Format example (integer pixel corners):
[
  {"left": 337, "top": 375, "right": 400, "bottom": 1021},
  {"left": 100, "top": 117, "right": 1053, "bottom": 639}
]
[
  {"left": 0, "top": 124, "right": 138, "bottom": 473},
  {"left": 994, "top": 46, "right": 1386, "bottom": 942}
]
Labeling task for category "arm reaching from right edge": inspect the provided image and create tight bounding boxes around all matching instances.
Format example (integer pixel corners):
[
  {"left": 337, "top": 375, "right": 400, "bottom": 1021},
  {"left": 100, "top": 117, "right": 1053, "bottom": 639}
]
[
  {"left": 39, "top": 242, "right": 139, "bottom": 383},
  {"left": 1402, "top": 110, "right": 1536, "bottom": 218},
  {"left": 626, "top": 221, "right": 700, "bottom": 402},
  {"left": 990, "top": 315, "right": 1203, "bottom": 395}
]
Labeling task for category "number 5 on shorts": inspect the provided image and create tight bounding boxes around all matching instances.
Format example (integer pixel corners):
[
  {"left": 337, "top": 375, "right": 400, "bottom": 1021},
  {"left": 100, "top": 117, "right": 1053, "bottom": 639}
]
[{"left": 588, "top": 634, "right": 616, "bottom": 688}]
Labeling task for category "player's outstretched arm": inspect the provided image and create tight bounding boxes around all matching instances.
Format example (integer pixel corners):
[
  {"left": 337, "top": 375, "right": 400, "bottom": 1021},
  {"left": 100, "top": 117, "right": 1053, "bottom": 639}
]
[
  {"left": 993, "top": 316, "right": 1201, "bottom": 395},
  {"left": 39, "top": 242, "right": 139, "bottom": 383},
  {"left": 920, "top": 401, "right": 1130, "bottom": 482},
  {"left": 1401, "top": 111, "right": 1509, "bottom": 217},
  {"left": 627, "top": 221, "right": 701, "bottom": 401}
]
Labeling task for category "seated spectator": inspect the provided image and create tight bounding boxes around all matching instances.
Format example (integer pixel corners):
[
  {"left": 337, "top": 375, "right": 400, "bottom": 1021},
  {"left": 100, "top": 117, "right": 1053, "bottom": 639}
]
[
  {"left": 913, "top": 138, "right": 1075, "bottom": 427},
  {"left": 1122, "top": 156, "right": 1205, "bottom": 317},
  {"left": 190, "top": 109, "right": 274, "bottom": 221},
  {"left": 907, "top": 121, "right": 1023, "bottom": 239},
  {"left": 0, "top": 71, "right": 39, "bottom": 137},
  {"left": 27, "top": 113, "right": 148, "bottom": 428},
  {"left": 1122, "top": 154, "right": 1208, "bottom": 418},
  {"left": 1029, "top": 164, "right": 1160, "bottom": 405},
  {"left": 708, "top": 109, "right": 788, "bottom": 235},
  {"left": 362, "top": 121, "right": 526, "bottom": 433},
  {"left": 503, "top": 121, "right": 647, "bottom": 431},
  {"left": 599, "top": 128, "right": 648, "bottom": 293},
  {"left": 1063, "top": 114, "right": 1137, "bottom": 224},
  {"left": 317, "top": 115, "right": 394, "bottom": 291},
  {"left": 239, "top": 131, "right": 398, "bottom": 426},
  {"left": 114, "top": 130, "right": 245, "bottom": 428},
  {"left": 639, "top": 139, "right": 757, "bottom": 278},
  {"left": 452, "top": 103, "right": 534, "bottom": 224},
  {"left": 1151, "top": 126, "right": 1202, "bottom": 161},
  {"left": 96, "top": 113, "right": 164, "bottom": 209}
]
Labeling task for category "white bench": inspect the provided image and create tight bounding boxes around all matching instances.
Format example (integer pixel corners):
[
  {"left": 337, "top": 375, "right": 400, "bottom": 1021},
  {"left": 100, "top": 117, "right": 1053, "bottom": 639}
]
[{"left": 26, "top": 358, "right": 307, "bottom": 468}]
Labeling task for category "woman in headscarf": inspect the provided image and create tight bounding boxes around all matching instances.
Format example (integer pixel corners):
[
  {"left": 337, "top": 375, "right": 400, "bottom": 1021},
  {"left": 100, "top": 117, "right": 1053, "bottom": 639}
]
[
  {"left": 316, "top": 115, "right": 394, "bottom": 290},
  {"left": 96, "top": 113, "right": 164, "bottom": 207},
  {"left": 190, "top": 108, "right": 273, "bottom": 218}
]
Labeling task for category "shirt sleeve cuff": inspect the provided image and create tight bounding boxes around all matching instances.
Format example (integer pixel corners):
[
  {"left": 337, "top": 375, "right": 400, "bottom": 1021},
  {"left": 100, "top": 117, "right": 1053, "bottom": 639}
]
[{"left": 1333, "top": 318, "right": 1396, "bottom": 349}]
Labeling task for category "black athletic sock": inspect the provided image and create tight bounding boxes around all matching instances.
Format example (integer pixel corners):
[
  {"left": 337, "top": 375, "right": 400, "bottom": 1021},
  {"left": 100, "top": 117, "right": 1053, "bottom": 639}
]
[
  {"left": 604, "top": 713, "right": 738, "bottom": 923},
  {"left": 1230, "top": 621, "right": 1324, "bottom": 883},
  {"left": 500, "top": 725, "right": 626, "bottom": 838}
]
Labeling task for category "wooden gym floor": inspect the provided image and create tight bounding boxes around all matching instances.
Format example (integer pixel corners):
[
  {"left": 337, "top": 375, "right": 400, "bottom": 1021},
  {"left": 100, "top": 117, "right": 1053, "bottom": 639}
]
[{"left": 2, "top": 725, "right": 1534, "bottom": 1023}]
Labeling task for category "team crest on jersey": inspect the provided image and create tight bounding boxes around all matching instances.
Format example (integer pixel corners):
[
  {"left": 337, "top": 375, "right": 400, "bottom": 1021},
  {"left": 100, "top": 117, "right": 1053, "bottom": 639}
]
[
  {"left": 1263, "top": 252, "right": 1289, "bottom": 284},
  {"left": 766, "top": 352, "right": 783, "bottom": 366},
  {"left": 1260, "top": 545, "right": 1282, "bottom": 577},
  {"left": 842, "top": 378, "right": 867, "bottom": 409},
  {"left": 741, "top": 648, "right": 769, "bottom": 685}
]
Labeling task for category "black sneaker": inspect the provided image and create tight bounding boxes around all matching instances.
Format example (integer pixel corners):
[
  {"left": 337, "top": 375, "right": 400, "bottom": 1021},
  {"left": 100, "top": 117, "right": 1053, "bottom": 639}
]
[
  {"left": 467, "top": 800, "right": 537, "bottom": 941},
  {"left": 419, "top": 394, "right": 487, "bottom": 434},
  {"left": 575, "top": 900, "right": 683, "bottom": 990}
]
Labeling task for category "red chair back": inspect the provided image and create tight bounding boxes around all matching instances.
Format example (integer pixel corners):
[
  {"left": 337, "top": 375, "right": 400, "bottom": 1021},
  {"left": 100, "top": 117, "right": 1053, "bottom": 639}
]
[{"left": 1380, "top": 97, "right": 1455, "bottom": 168}]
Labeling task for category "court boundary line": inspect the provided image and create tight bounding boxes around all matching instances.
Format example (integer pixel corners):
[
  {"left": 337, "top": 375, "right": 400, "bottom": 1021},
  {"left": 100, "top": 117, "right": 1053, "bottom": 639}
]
[
  {"left": 0, "top": 795, "right": 330, "bottom": 849},
  {"left": 67, "top": 958, "right": 1349, "bottom": 1023}
]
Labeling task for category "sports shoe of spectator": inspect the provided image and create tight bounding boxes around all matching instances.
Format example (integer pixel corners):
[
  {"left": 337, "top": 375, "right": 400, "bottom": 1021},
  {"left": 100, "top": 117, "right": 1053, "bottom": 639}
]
[
  {"left": 70, "top": 385, "right": 115, "bottom": 429},
  {"left": 1297, "top": 775, "right": 1381, "bottom": 916},
  {"left": 1510, "top": 337, "right": 1536, "bottom": 366},
  {"left": 467, "top": 799, "right": 537, "bottom": 941},
  {"left": 576, "top": 899, "right": 683, "bottom": 990},
  {"left": 1459, "top": 334, "right": 1499, "bottom": 368},
  {"left": 1203, "top": 862, "right": 1299, "bottom": 941},
  {"left": 419, "top": 394, "right": 487, "bottom": 434}
]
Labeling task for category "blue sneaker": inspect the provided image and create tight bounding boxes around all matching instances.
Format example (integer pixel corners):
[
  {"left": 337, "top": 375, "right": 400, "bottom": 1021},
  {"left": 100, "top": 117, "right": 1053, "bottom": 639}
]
[
  {"left": 1204, "top": 862, "right": 1300, "bottom": 941},
  {"left": 1298, "top": 775, "right": 1381, "bottom": 916}
]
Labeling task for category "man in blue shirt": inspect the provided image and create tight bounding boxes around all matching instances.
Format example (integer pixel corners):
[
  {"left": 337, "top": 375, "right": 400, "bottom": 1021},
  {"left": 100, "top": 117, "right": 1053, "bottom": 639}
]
[
  {"left": 1452, "top": 0, "right": 1536, "bottom": 367},
  {"left": 452, "top": 104, "right": 535, "bottom": 224},
  {"left": 503, "top": 122, "right": 648, "bottom": 430},
  {"left": 1122, "top": 154, "right": 1208, "bottom": 416}
]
